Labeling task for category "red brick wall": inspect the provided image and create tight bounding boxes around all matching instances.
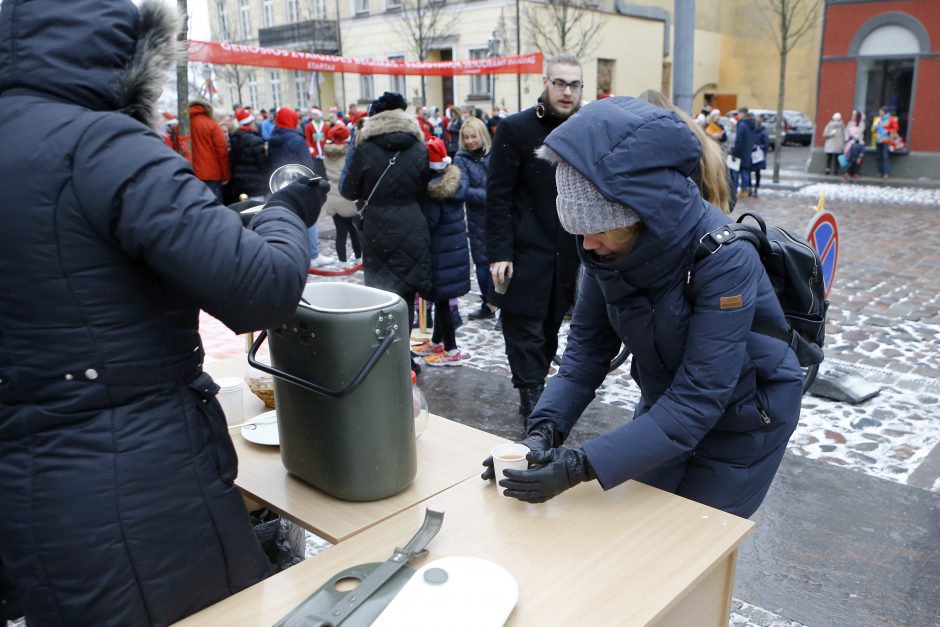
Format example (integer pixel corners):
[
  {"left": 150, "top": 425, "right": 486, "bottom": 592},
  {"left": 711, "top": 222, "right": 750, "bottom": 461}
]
[{"left": 816, "top": 0, "right": 940, "bottom": 151}]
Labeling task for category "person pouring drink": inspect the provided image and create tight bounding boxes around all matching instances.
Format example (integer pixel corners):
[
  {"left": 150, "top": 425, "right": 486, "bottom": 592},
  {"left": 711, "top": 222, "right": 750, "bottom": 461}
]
[{"left": 483, "top": 97, "right": 803, "bottom": 518}]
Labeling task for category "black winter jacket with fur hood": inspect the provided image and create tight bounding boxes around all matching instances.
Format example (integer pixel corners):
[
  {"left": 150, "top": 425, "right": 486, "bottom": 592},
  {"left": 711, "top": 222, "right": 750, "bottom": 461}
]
[
  {"left": 341, "top": 109, "right": 432, "bottom": 296},
  {"left": 0, "top": 1, "right": 309, "bottom": 624}
]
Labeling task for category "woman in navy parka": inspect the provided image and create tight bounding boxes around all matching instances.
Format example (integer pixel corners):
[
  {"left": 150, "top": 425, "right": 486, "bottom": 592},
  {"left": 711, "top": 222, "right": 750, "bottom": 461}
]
[
  {"left": 491, "top": 97, "right": 803, "bottom": 518},
  {"left": 0, "top": 1, "right": 321, "bottom": 624}
]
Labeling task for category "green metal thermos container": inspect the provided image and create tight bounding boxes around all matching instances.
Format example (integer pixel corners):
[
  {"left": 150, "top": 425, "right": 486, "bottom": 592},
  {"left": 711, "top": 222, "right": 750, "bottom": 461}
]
[{"left": 257, "top": 282, "right": 416, "bottom": 501}]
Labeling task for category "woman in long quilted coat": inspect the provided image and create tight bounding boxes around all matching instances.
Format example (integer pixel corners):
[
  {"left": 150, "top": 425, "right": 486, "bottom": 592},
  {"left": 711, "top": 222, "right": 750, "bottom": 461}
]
[
  {"left": 486, "top": 97, "right": 803, "bottom": 519},
  {"left": 0, "top": 1, "right": 319, "bottom": 624}
]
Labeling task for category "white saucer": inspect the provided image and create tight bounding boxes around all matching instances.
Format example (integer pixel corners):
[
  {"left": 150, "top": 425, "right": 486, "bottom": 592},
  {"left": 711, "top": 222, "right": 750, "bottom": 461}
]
[{"left": 241, "top": 410, "right": 279, "bottom": 446}]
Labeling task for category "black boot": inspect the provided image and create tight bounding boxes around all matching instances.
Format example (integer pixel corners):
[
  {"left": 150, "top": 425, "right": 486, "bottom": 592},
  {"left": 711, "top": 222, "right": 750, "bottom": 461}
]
[
  {"left": 518, "top": 384, "right": 544, "bottom": 426},
  {"left": 468, "top": 302, "right": 495, "bottom": 320}
]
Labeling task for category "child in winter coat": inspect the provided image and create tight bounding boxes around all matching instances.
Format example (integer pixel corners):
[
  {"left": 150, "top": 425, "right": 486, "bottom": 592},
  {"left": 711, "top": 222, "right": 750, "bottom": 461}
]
[{"left": 412, "top": 137, "right": 471, "bottom": 366}]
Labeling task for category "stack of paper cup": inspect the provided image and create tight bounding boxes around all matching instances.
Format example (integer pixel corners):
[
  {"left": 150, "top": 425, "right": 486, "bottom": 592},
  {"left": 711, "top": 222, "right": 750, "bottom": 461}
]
[{"left": 215, "top": 377, "right": 244, "bottom": 426}]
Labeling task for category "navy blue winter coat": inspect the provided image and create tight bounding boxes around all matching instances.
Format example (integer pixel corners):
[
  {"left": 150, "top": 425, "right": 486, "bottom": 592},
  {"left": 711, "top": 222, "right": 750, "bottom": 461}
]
[
  {"left": 453, "top": 149, "right": 490, "bottom": 265},
  {"left": 0, "top": 1, "right": 310, "bottom": 624},
  {"left": 421, "top": 165, "right": 471, "bottom": 301},
  {"left": 733, "top": 115, "right": 757, "bottom": 169},
  {"left": 268, "top": 126, "right": 315, "bottom": 171},
  {"left": 532, "top": 97, "right": 803, "bottom": 518},
  {"left": 750, "top": 124, "right": 770, "bottom": 171}
]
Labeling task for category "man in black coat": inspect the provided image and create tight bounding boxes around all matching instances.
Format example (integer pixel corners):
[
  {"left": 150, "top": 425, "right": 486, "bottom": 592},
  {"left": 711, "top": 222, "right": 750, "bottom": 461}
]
[{"left": 486, "top": 53, "right": 583, "bottom": 423}]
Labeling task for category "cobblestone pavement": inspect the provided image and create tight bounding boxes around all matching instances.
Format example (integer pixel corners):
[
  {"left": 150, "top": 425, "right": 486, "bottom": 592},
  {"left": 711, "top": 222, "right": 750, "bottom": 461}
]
[{"left": 194, "top": 184, "right": 939, "bottom": 627}]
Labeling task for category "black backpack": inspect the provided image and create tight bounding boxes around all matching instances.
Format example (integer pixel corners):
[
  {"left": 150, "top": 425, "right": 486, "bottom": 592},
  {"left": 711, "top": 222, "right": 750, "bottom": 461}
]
[{"left": 686, "top": 211, "right": 828, "bottom": 367}]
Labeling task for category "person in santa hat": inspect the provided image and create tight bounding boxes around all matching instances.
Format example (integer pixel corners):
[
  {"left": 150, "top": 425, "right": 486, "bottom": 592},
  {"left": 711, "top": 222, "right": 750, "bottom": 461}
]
[
  {"left": 322, "top": 120, "right": 361, "bottom": 268},
  {"left": 228, "top": 107, "right": 269, "bottom": 200},
  {"left": 412, "top": 137, "right": 470, "bottom": 367},
  {"left": 305, "top": 107, "right": 328, "bottom": 159},
  {"left": 161, "top": 111, "right": 190, "bottom": 160}
]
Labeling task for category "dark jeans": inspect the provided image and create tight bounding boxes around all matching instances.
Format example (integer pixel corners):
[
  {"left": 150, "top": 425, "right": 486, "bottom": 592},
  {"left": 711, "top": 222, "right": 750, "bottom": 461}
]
[
  {"left": 430, "top": 300, "right": 457, "bottom": 351},
  {"left": 825, "top": 152, "right": 840, "bottom": 174},
  {"left": 500, "top": 305, "right": 567, "bottom": 389},
  {"left": 876, "top": 142, "right": 892, "bottom": 175},
  {"left": 751, "top": 170, "right": 762, "bottom": 190},
  {"left": 729, "top": 168, "right": 740, "bottom": 195},
  {"left": 739, "top": 167, "right": 751, "bottom": 191},
  {"left": 332, "top": 215, "right": 361, "bottom": 262},
  {"left": 204, "top": 180, "right": 224, "bottom": 203},
  {"left": 475, "top": 262, "right": 492, "bottom": 304}
]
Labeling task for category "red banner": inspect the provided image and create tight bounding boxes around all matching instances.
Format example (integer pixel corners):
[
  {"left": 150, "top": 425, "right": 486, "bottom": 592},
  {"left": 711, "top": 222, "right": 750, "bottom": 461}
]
[{"left": 188, "top": 40, "right": 543, "bottom": 76}]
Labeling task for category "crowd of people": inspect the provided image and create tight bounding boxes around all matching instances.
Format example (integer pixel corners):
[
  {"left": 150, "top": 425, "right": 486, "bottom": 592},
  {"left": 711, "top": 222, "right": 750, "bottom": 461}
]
[{"left": 2, "top": 1, "right": 811, "bottom": 624}]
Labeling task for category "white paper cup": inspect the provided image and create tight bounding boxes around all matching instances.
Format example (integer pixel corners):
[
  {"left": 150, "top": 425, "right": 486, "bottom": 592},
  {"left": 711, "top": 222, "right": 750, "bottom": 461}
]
[
  {"left": 215, "top": 377, "right": 245, "bottom": 426},
  {"left": 491, "top": 443, "right": 530, "bottom": 497}
]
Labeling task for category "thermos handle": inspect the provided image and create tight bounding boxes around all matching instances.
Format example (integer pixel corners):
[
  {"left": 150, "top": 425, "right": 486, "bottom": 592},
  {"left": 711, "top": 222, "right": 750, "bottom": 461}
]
[{"left": 247, "top": 329, "right": 396, "bottom": 399}]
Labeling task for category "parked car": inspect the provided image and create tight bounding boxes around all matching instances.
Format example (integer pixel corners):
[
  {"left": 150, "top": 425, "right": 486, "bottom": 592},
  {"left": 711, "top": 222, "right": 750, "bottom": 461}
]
[{"left": 782, "top": 110, "right": 814, "bottom": 146}]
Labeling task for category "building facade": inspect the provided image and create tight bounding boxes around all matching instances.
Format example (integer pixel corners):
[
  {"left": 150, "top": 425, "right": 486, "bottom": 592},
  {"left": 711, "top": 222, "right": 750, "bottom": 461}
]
[
  {"left": 810, "top": 0, "right": 939, "bottom": 178},
  {"left": 204, "top": 0, "right": 823, "bottom": 120}
]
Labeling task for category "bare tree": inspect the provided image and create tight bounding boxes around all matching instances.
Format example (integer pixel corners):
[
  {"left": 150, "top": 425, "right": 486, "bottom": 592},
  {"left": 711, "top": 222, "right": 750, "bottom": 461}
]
[
  {"left": 211, "top": 0, "right": 249, "bottom": 109},
  {"left": 523, "top": 0, "right": 603, "bottom": 59},
  {"left": 759, "top": 0, "right": 821, "bottom": 183},
  {"left": 393, "top": 0, "right": 460, "bottom": 106},
  {"left": 176, "top": 0, "right": 190, "bottom": 139}
]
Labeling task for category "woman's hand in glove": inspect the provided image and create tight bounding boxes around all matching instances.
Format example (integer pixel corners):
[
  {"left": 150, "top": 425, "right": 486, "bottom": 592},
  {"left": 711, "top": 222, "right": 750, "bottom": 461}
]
[
  {"left": 265, "top": 177, "right": 330, "bottom": 227},
  {"left": 480, "top": 422, "right": 560, "bottom": 481},
  {"left": 499, "top": 447, "right": 596, "bottom": 503}
]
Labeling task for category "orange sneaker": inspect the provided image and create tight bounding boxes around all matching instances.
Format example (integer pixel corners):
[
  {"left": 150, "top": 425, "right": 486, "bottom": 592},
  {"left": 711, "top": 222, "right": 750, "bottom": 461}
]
[
  {"left": 412, "top": 340, "right": 444, "bottom": 356},
  {"left": 424, "top": 350, "right": 463, "bottom": 367}
]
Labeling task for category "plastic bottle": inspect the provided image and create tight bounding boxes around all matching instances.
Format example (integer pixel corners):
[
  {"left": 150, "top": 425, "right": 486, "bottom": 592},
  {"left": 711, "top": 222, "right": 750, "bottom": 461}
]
[{"left": 411, "top": 370, "right": 429, "bottom": 439}]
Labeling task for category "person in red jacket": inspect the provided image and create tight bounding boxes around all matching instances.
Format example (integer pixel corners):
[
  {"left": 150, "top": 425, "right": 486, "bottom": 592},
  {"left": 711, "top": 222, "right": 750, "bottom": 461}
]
[{"left": 188, "top": 98, "right": 231, "bottom": 202}]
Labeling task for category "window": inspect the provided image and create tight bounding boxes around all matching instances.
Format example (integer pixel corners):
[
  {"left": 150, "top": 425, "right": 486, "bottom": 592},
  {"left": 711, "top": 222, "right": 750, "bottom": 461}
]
[
  {"left": 469, "top": 49, "right": 489, "bottom": 97},
  {"left": 294, "top": 71, "right": 307, "bottom": 109},
  {"left": 311, "top": 0, "right": 328, "bottom": 19},
  {"left": 238, "top": 0, "right": 251, "bottom": 40},
  {"left": 355, "top": 0, "right": 370, "bottom": 15},
  {"left": 286, "top": 0, "right": 299, "bottom": 22},
  {"left": 263, "top": 0, "right": 274, "bottom": 26},
  {"left": 388, "top": 56, "right": 406, "bottom": 95},
  {"left": 247, "top": 72, "right": 259, "bottom": 109},
  {"left": 218, "top": 2, "right": 231, "bottom": 39},
  {"left": 270, "top": 71, "right": 282, "bottom": 111},
  {"left": 360, "top": 74, "right": 374, "bottom": 102},
  {"left": 386, "top": 0, "right": 402, "bottom": 9}
]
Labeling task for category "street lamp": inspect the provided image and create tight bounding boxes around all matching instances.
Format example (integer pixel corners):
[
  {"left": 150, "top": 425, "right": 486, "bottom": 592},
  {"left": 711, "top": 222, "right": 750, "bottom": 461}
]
[{"left": 487, "top": 28, "right": 502, "bottom": 110}]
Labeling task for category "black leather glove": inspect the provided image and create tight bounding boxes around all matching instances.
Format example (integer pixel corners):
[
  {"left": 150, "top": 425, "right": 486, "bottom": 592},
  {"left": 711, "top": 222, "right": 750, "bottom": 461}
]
[
  {"left": 265, "top": 177, "right": 330, "bottom": 227},
  {"left": 499, "top": 447, "right": 596, "bottom": 503},
  {"left": 480, "top": 422, "right": 561, "bottom": 481}
]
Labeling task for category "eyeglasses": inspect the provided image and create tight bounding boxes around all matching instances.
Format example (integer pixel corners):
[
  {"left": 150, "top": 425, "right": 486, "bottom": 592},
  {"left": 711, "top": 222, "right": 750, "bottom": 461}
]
[{"left": 548, "top": 78, "right": 583, "bottom": 92}]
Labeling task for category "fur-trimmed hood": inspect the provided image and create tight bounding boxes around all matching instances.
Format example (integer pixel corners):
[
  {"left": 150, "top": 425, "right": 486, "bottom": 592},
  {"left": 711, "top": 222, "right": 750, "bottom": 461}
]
[
  {"left": 427, "top": 164, "right": 461, "bottom": 199},
  {"left": 0, "top": 0, "right": 179, "bottom": 129},
  {"left": 357, "top": 109, "right": 424, "bottom": 146}
]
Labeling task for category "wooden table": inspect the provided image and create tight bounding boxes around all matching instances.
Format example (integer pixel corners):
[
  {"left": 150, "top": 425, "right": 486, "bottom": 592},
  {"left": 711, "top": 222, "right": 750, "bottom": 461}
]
[
  {"left": 206, "top": 356, "right": 507, "bottom": 543},
  {"left": 178, "top": 473, "right": 754, "bottom": 626}
]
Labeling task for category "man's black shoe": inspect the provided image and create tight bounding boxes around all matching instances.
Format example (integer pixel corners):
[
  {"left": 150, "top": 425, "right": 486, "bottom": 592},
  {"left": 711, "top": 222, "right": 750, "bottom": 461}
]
[{"left": 468, "top": 304, "right": 496, "bottom": 320}]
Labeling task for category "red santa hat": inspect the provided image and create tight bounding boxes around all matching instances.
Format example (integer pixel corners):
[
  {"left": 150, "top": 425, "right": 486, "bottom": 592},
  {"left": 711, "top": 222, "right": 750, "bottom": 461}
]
[
  {"left": 235, "top": 107, "right": 254, "bottom": 128},
  {"left": 426, "top": 137, "right": 451, "bottom": 170},
  {"left": 162, "top": 111, "right": 178, "bottom": 126},
  {"left": 310, "top": 107, "right": 323, "bottom": 118}
]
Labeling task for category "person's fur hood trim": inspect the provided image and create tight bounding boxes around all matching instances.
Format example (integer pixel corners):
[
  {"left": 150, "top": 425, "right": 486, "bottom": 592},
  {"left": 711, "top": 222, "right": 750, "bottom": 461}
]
[
  {"left": 188, "top": 97, "right": 215, "bottom": 118},
  {"left": 534, "top": 145, "right": 563, "bottom": 164},
  {"left": 323, "top": 142, "right": 349, "bottom": 158},
  {"left": 427, "top": 164, "right": 461, "bottom": 199},
  {"left": 118, "top": 0, "right": 181, "bottom": 129},
  {"left": 357, "top": 109, "right": 424, "bottom": 145}
]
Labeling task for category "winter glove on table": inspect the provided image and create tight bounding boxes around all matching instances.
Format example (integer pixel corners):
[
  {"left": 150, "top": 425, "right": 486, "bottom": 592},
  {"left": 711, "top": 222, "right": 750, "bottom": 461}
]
[
  {"left": 499, "top": 446, "right": 596, "bottom": 503},
  {"left": 265, "top": 177, "right": 330, "bottom": 227},
  {"left": 480, "top": 422, "right": 561, "bottom": 481}
]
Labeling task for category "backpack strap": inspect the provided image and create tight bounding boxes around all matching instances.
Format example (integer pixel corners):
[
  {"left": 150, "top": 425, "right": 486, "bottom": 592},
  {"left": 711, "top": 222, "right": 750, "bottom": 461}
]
[{"left": 684, "top": 221, "right": 793, "bottom": 346}]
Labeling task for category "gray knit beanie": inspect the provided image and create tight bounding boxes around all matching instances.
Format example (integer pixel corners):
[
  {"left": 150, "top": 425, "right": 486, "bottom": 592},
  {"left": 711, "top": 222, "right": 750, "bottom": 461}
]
[{"left": 554, "top": 160, "right": 640, "bottom": 235}]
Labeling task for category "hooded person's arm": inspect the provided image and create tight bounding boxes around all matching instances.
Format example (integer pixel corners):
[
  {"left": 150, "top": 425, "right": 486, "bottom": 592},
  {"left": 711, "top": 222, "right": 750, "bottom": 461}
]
[
  {"left": 528, "top": 269, "right": 622, "bottom": 440},
  {"left": 485, "top": 119, "right": 520, "bottom": 262},
  {"left": 581, "top": 245, "right": 763, "bottom": 490},
  {"left": 72, "top": 114, "right": 308, "bottom": 334},
  {"left": 212, "top": 121, "right": 231, "bottom": 182}
]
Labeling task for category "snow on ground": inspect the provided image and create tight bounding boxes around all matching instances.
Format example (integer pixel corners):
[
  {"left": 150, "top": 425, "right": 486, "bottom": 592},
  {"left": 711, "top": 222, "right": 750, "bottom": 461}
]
[{"left": 763, "top": 181, "right": 940, "bottom": 206}]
